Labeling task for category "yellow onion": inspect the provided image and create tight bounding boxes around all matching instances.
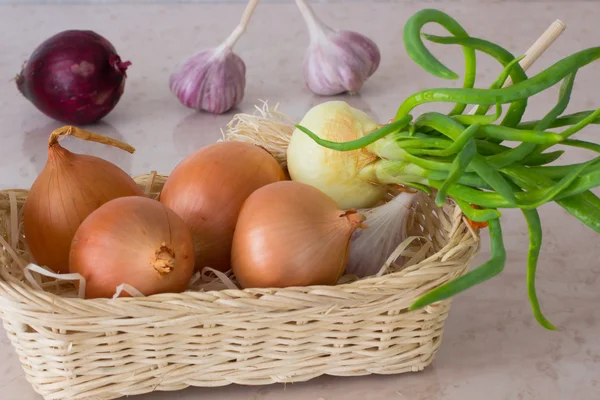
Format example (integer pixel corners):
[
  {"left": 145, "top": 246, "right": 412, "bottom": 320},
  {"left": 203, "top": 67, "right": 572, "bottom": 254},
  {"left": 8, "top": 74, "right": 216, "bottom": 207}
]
[
  {"left": 159, "top": 141, "right": 286, "bottom": 272},
  {"left": 69, "top": 196, "right": 195, "bottom": 299},
  {"left": 23, "top": 126, "right": 142, "bottom": 273},
  {"left": 231, "top": 180, "right": 364, "bottom": 288}
]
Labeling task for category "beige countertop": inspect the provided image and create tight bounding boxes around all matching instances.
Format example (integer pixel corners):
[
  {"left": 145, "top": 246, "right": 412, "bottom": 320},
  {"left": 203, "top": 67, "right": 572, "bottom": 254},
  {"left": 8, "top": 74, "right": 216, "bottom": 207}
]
[{"left": 1, "top": 1, "right": 599, "bottom": 399}]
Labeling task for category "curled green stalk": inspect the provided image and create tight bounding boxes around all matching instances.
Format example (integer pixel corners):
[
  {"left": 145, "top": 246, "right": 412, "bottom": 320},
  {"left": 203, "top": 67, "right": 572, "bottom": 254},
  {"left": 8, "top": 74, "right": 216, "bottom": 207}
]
[
  {"left": 518, "top": 158, "right": 600, "bottom": 209},
  {"left": 423, "top": 33, "right": 529, "bottom": 127},
  {"left": 294, "top": 115, "right": 413, "bottom": 152},
  {"left": 536, "top": 72, "right": 577, "bottom": 131},
  {"left": 414, "top": 112, "right": 564, "bottom": 144},
  {"left": 365, "top": 160, "right": 432, "bottom": 193},
  {"left": 367, "top": 158, "right": 493, "bottom": 191},
  {"left": 563, "top": 139, "right": 600, "bottom": 153},
  {"left": 521, "top": 209, "right": 557, "bottom": 330},
  {"left": 454, "top": 198, "right": 501, "bottom": 222},
  {"left": 395, "top": 47, "right": 600, "bottom": 120},
  {"left": 427, "top": 171, "right": 491, "bottom": 189},
  {"left": 488, "top": 72, "right": 577, "bottom": 169},
  {"left": 518, "top": 109, "right": 600, "bottom": 130},
  {"left": 406, "top": 121, "right": 479, "bottom": 156},
  {"left": 430, "top": 165, "right": 600, "bottom": 209},
  {"left": 505, "top": 169, "right": 591, "bottom": 329},
  {"left": 476, "top": 140, "right": 510, "bottom": 155},
  {"left": 502, "top": 166, "right": 600, "bottom": 234},
  {"left": 453, "top": 103, "right": 503, "bottom": 126},
  {"left": 522, "top": 151, "right": 565, "bottom": 166},
  {"left": 457, "top": 204, "right": 501, "bottom": 222},
  {"left": 436, "top": 128, "right": 478, "bottom": 206},
  {"left": 413, "top": 112, "right": 524, "bottom": 204},
  {"left": 486, "top": 54, "right": 526, "bottom": 91},
  {"left": 512, "top": 161, "right": 600, "bottom": 180},
  {"left": 395, "top": 137, "right": 452, "bottom": 151},
  {"left": 403, "top": 8, "right": 476, "bottom": 115},
  {"left": 388, "top": 149, "right": 453, "bottom": 171},
  {"left": 513, "top": 72, "right": 579, "bottom": 166},
  {"left": 487, "top": 147, "right": 554, "bottom": 169},
  {"left": 559, "top": 108, "right": 600, "bottom": 140},
  {"left": 476, "top": 125, "right": 564, "bottom": 144},
  {"left": 410, "top": 218, "right": 506, "bottom": 310}
]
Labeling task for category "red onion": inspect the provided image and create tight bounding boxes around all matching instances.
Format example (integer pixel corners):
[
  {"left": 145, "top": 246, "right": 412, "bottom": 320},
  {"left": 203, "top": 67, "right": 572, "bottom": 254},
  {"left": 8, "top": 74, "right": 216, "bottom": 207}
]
[{"left": 16, "top": 30, "right": 131, "bottom": 125}]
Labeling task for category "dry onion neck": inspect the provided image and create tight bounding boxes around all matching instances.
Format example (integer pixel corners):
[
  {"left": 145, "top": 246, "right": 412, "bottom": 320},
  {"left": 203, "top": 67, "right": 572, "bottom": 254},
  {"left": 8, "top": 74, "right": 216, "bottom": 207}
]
[
  {"left": 340, "top": 209, "right": 367, "bottom": 229},
  {"left": 48, "top": 125, "right": 136, "bottom": 153}
]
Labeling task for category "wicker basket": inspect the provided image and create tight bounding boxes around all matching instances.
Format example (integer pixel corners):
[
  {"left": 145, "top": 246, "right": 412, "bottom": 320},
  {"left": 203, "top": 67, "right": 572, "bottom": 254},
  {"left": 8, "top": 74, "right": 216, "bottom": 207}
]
[{"left": 0, "top": 168, "right": 479, "bottom": 400}]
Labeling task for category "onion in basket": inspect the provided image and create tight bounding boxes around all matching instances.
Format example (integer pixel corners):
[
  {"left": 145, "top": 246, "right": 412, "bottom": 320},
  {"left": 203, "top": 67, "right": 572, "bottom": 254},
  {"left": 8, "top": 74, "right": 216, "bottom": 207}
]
[
  {"left": 23, "top": 126, "right": 142, "bottom": 274},
  {"left": 231, "top": 180, "right": 364, "bottom": 288},
  {"left": 69, "top": 196, "right": 195, "bottom": 299},
  {"left": 159, "top": 141, "right": 286, "bottom": 272}
]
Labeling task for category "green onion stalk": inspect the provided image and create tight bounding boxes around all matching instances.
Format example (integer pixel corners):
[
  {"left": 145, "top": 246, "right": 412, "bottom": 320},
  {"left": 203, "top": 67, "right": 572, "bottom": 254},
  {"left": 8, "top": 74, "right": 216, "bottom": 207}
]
[{"left": 288, "top": 8, "right": 600, "bottom": 330}]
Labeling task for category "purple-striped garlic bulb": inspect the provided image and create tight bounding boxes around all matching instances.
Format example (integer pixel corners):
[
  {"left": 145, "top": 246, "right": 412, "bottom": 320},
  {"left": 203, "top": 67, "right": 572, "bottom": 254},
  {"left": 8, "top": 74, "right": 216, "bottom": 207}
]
[
  {"left": 295, "top": 0, "right": 381, "bottom": 96},
  {"left": 169, "top": 0, "right": 258, "bottom": 114}
]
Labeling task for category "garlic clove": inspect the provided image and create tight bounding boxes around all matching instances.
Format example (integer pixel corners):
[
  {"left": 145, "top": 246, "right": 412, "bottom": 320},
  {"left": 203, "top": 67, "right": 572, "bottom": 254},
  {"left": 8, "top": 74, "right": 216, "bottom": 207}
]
[
  {"left": 303, "top": 30, "right": 381, "bottom": 96},
  {"left": 169, "top": 47, "right": 246, "bottom": 114},
  {"left": 295, "top": 0, "right": 381, "bottom": 96}
]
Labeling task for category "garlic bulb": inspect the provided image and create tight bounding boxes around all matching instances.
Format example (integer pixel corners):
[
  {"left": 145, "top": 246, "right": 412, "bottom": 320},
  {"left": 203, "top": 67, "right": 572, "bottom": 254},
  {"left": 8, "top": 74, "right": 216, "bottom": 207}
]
[
  {"left": 295, "top": 0, "right": 381, "bottom": 96},
  {"left": 169, "top": 48, "right": 245, "bottom": 114},
  {"left": 169, "top": 0, "right": 258, "bottom": 114}
]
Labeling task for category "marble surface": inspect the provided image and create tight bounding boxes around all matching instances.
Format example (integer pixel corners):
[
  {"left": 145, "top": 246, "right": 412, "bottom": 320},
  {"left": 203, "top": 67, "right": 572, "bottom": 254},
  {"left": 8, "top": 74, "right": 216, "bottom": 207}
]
[{"left": 1, "top": 1, "right": 600, "bottom": 399}]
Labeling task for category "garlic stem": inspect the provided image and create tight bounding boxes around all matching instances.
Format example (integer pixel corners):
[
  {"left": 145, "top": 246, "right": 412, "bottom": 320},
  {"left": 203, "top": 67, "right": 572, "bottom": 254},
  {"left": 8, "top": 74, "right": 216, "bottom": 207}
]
[
  {"left": 294, "top": 0, "right": 330, "bottom": 40},
  {"left": 219, "top": 0, "right": 261, "bottom": 50}
]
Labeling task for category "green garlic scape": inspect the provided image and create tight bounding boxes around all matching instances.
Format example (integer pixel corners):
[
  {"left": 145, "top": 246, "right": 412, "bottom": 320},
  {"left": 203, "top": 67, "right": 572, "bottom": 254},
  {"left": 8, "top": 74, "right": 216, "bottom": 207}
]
[{"left": 290, "top": 8, "right": 600, "bottom": 330}]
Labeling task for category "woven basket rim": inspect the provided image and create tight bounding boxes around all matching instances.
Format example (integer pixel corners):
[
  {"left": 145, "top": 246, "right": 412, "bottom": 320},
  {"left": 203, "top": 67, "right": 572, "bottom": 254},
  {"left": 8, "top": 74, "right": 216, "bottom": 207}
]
[{"left": 0, "top": 172, "right": 480, "bottom": 308}]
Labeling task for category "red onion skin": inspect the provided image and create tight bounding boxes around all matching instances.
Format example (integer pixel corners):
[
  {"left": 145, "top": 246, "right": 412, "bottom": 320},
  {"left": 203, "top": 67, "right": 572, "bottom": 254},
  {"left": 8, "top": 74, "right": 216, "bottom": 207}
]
[{"left": 16, "top": 30, "right": 131, "bottom": 125}]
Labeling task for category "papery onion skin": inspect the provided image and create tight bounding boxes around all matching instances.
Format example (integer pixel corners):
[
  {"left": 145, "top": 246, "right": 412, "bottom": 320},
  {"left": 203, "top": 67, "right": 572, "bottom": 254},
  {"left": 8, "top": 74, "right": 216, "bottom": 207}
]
[
  {"left": 16, "top": 30, "right": 131, "bottom": 125},
  {"left": 69, "top": 196, "right": 195, "bottom": 299},
  {"left": 23, "top": 127, "right": 142, "bottom": 274},
  {"left": 159, "top": 141, "right": 286, "bottom": 272},
  {"left": 346, "top": 191, "right": 416, "bottom": 278},
  {"left": 231, "top": 180, "right": 364, "bottom": 289},
  {"left": 286, "top": 101, "right": 387, "bottom": 210}
]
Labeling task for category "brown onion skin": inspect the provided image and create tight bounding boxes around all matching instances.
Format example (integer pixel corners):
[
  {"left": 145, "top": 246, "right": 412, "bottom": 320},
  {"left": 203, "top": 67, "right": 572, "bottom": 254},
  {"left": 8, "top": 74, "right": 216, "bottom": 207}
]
[
  {"left": 159, "top": 141, "right": 286, "bottom": 272},
  {"left": 69, "top": 196, "right": 195, "bottom": 299},
  {"left": 23, "top": 144, "right": 143, "bottom": 274},
  {"left": 231, "top": 180, "right": 363, "bottom": 289},
  {"left": 16, "top": 30, "right": 130, "bottom": 125}
]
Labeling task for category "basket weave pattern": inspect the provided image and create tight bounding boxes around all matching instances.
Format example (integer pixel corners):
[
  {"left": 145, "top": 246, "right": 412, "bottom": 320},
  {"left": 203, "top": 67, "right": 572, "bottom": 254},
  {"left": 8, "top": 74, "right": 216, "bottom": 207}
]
[{"left": 0, "top": 173, "right": 479, "bottom": 400}]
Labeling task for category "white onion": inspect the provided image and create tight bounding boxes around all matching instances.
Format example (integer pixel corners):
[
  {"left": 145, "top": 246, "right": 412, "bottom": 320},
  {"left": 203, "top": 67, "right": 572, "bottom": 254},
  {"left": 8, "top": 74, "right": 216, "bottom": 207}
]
[{"left": 286, "top": 101, "right": 387, "bottom": 210}]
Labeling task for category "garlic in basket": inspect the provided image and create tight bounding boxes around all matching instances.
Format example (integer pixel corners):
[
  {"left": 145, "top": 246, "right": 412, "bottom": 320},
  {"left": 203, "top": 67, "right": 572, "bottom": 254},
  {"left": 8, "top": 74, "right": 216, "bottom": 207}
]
[
  {"left": 169, "top": 0, "right": 259, "bottom": 114},
  {"left": 294, "top": 0, "right": 381, "bottom": 95},
  {"left": 346, "top": 191, "right": 416, "bottom": 278}
]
